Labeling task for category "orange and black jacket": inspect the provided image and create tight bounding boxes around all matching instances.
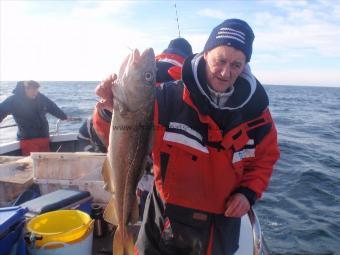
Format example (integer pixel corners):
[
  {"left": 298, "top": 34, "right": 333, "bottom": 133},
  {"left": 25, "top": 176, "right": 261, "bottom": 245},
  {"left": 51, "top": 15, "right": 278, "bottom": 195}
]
[
  {"left": 89, "top": 53, "right": 186, "bottom": 149},
  {"left": 152, "top": 53, "right": 280, "bottom": 213}
]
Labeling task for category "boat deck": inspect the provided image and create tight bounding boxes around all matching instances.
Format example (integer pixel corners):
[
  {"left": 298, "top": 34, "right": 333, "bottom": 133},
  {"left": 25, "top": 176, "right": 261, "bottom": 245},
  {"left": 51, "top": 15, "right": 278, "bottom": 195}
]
[{"left": 92, "top": 232, "right": 113, "bottom": 255}]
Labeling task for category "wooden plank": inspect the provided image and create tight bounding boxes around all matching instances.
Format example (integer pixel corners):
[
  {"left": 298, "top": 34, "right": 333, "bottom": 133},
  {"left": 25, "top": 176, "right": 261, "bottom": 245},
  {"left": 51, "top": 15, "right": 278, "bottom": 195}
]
[
  {"left": 0, "top": 156, "right": 33, "bottom": 184},
  {"left": 0, "top": 156, "right": 34, "bottom": 203}
]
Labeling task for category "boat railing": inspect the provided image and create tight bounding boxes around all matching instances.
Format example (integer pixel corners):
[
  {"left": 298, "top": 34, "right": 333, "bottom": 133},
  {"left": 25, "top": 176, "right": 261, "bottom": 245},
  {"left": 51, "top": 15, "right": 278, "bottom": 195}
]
[
  {"left": 53, "top": 117, "right": 82, "bottom": 136},
  {"left": 0, "top": 124, "right": 17, "bottom": 129},
  {"left": 0, "top": 118, "right": 82, "bottom": 155},
  {"left": 0, "top": 117, "right": 82, "bottom": 135}
]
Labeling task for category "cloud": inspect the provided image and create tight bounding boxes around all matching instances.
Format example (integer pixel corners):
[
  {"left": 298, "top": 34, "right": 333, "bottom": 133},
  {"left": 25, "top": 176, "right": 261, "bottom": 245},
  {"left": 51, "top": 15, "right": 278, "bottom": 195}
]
[
  {"left": 71, "top": 1, "right": 136, "bottom": 20},
  {"left": 251, "top": 2, "right": 340, "bottom": 61},
  {"left": 197, "top": 8, "right": 225, "bottom": 20},
  {"left": 0, "top": 1, "right": 153, "bottom": 81},
  {"left": 195, "top": 2, "right": 340, "bottom": 62},
  {"left": 1, "top": 0, "right": 340, "bottom": 86},
  {"left": 274, "top": 0, "right": 309, "bottom": 9}
]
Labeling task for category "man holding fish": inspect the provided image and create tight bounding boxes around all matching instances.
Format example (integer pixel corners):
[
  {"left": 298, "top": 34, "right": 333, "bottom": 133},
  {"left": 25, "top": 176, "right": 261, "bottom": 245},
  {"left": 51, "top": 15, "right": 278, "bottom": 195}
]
[
  {"left": 101, "top": 18, "right": 280, "bottom": 255},
  {"left": 78, "top": 37, "right": 192, "bottom": 153}
]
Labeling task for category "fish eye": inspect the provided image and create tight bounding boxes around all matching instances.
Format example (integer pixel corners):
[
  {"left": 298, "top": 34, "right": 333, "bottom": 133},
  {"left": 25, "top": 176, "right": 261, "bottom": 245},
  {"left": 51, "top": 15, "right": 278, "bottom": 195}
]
[{"left": 144, "top": 72, "right": 154, "bottom": 82}]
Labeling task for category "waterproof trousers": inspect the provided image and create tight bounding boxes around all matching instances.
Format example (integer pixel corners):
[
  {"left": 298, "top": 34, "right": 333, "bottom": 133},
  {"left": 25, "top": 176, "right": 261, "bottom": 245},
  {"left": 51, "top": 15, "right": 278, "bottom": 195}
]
[{"left": 20, "top": 137, "right": 50, "bottom": 156}]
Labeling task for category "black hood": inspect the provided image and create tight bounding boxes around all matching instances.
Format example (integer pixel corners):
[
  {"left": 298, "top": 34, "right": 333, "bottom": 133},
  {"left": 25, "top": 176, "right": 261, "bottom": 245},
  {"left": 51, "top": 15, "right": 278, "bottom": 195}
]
[{"left": 12, "top": 81, "right": 26, "bottom": 97}]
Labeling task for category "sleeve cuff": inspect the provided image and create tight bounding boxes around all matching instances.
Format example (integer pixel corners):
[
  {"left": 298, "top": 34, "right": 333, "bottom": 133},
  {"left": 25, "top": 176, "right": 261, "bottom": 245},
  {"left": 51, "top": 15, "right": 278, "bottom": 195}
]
[{"left": 233, "top": 187, "right": 257, "bottom": 206}]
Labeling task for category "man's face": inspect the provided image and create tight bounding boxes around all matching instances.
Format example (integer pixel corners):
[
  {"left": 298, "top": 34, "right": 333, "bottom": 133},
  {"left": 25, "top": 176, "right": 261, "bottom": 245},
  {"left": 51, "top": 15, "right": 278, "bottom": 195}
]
[
  {"left": 204, "top": 45, "right": 246, "bottom": 92},
  {"left": 25, "top": 86, "right": 39, "bottom": 99}
]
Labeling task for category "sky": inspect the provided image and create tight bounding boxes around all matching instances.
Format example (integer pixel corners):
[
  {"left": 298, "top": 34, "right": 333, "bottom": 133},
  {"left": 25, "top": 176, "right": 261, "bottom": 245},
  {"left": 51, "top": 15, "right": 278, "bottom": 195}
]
[{"left": 1, "top": 0, "right": 340, "bottom": 87}]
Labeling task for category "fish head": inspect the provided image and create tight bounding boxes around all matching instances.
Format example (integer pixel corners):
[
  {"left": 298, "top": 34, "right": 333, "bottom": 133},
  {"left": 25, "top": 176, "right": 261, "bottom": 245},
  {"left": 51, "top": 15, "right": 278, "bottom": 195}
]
[{"left": 116, "top": 48, "right": 156, "bottom": 112}]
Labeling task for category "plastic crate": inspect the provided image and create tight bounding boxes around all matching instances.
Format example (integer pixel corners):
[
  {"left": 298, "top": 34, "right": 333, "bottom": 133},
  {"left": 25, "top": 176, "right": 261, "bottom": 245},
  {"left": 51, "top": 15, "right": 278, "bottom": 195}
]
[
  {"left": 0, "top": 156, "right": 33, "bottom": 206},
  {"left": 31, "top": 152, "right": 111, "bottom": 204},
  {"left": 34, "top": 178, "right": 111, "bottom": 204},
  {"left": 31, "top": 152, "right": 106, "bottom": 180}
]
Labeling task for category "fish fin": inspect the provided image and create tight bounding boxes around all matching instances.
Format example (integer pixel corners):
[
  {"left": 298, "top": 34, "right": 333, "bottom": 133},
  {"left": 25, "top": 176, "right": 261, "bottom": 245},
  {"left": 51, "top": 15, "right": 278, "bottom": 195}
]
[
  {"left": 113, "top": 86, "right": 129, "bottom": 115},
  {"left": 103, "top": 195, "right": 118, "bottom": 225},
  {"left": 112, "top": 84, "right": 120, "bottom": 111},
  {"left": 118, "top": 103, "right": 129, "bottom": 115},
  {"left": 132, "top": 49, "right": 141, "bottom": 65},
  {"left": 102, "top": 157, "right": 115, "bottom": 193},
  {"left": 113, "top": 226, "right": 135, "bottom": 255}
]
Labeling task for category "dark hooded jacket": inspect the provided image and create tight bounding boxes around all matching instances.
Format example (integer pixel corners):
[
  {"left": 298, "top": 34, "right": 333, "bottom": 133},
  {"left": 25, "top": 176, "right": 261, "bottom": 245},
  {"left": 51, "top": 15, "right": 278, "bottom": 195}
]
[{"left": 0, "top": 82, "right": 67, "bottom": 140}]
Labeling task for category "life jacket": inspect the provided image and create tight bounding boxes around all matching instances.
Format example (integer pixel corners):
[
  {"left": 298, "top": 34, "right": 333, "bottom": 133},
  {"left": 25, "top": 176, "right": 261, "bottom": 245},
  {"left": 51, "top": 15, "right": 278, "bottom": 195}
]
[
  {"left": 152, "top": 54, "right": 280, "bottom": 214},
  {"left": 155, "top": 53, "right": 185, "bottom": 82}
]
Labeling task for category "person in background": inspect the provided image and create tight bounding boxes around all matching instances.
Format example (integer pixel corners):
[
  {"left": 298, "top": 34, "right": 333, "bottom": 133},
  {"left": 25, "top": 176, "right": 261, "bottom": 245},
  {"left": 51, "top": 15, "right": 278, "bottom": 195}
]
[
  {"left": 77, "top": 37, "right": 193, "bottom": 152},
  {"left": 0, "top": 80, "right": 68, "bottom": 156}
]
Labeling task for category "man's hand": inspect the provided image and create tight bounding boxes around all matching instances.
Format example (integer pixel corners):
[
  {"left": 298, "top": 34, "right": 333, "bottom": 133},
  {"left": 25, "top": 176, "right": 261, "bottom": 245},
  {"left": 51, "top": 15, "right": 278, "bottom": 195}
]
[
  {"left": 224, "top": 193, "right": 250, "bottom": 218},
  {"left": 95, "top": 74, "right": 117, "bottom": 112}
]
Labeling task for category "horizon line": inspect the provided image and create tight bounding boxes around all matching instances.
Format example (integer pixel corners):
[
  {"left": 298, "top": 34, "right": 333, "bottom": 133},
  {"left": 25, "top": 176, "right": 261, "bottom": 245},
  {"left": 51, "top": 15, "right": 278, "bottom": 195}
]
[{"left": 1, "top": 80, "right": 340, "bottom": 88}]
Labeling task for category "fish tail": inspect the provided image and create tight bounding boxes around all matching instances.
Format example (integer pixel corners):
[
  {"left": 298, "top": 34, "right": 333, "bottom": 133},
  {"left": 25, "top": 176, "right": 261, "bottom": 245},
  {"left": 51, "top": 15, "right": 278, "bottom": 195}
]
[
  {"left": 113, "top": 226, "right": 124, "bottom": 255},
  {"left": 124, "top": 232, "right": 135, "bottom": 255},
  {"left": 113, "top": 226, "right": 135, "bottom": 255},
  {"left": 103, "top": 195, "right": 118, "bottom": 225},
  {"left": 102, "top": 157, "right": 115, "bottom": 193}
]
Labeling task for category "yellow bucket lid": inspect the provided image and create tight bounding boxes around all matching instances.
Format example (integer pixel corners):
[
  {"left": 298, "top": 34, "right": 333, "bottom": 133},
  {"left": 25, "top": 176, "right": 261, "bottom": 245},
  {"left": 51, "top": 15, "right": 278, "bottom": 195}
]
[{"left": 27, "top": 210, "right": 93, "bottom": 247}]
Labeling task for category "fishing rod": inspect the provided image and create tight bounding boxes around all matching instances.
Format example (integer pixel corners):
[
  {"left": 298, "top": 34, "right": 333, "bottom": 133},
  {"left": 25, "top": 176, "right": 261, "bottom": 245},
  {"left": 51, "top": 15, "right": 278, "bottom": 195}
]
[{"left": 173, "top": 0, "right": 181, "bottom": 37}]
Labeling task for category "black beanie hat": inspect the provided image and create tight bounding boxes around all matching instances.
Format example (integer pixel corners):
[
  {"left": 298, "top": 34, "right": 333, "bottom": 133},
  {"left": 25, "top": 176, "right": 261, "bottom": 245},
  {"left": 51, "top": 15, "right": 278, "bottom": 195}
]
[
  {"left": 163, "top": 37, "right": 193, "bottom": 58},
  {"left": 203, "top": 19, "right": 255, "bottom": 62}
]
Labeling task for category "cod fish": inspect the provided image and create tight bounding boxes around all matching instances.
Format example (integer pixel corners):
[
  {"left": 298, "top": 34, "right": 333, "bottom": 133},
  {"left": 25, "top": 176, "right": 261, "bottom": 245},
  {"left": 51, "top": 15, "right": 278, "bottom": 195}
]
[{"left": 102, "top": 48, "right": 156, "bottom": 255}]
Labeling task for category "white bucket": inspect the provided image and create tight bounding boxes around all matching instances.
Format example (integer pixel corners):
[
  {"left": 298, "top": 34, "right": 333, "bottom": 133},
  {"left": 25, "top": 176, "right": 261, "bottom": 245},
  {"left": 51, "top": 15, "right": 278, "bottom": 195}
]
[
  {"left": 29, "top": 231, "right": 93, "bottom": 255},
  {"left": 27, "top": 210, "right": 94, "bottom": 255}
]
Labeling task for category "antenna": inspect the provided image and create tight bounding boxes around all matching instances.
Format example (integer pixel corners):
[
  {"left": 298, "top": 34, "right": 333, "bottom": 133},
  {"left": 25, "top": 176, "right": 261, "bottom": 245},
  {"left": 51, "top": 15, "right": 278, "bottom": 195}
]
[{"left": 173, "top": 0, "right": 181, "bottom": 37}]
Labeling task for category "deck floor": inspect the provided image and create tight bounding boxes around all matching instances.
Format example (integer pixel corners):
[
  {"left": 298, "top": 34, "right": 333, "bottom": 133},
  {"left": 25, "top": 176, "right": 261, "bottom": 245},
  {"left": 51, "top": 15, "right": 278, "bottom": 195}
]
[
  {"left": 92, "top": 224, "right": 140, "bottom": 255},
  {"left": 92, "top": 232, "right": 114, "bottom": 255}
]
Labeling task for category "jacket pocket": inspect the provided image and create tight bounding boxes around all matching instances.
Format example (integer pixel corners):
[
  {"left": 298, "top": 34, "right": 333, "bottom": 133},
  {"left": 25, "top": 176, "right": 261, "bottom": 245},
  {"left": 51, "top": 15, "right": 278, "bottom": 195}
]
[{"left": 160, "top": 142, "right": 211, "bottom": 208}]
